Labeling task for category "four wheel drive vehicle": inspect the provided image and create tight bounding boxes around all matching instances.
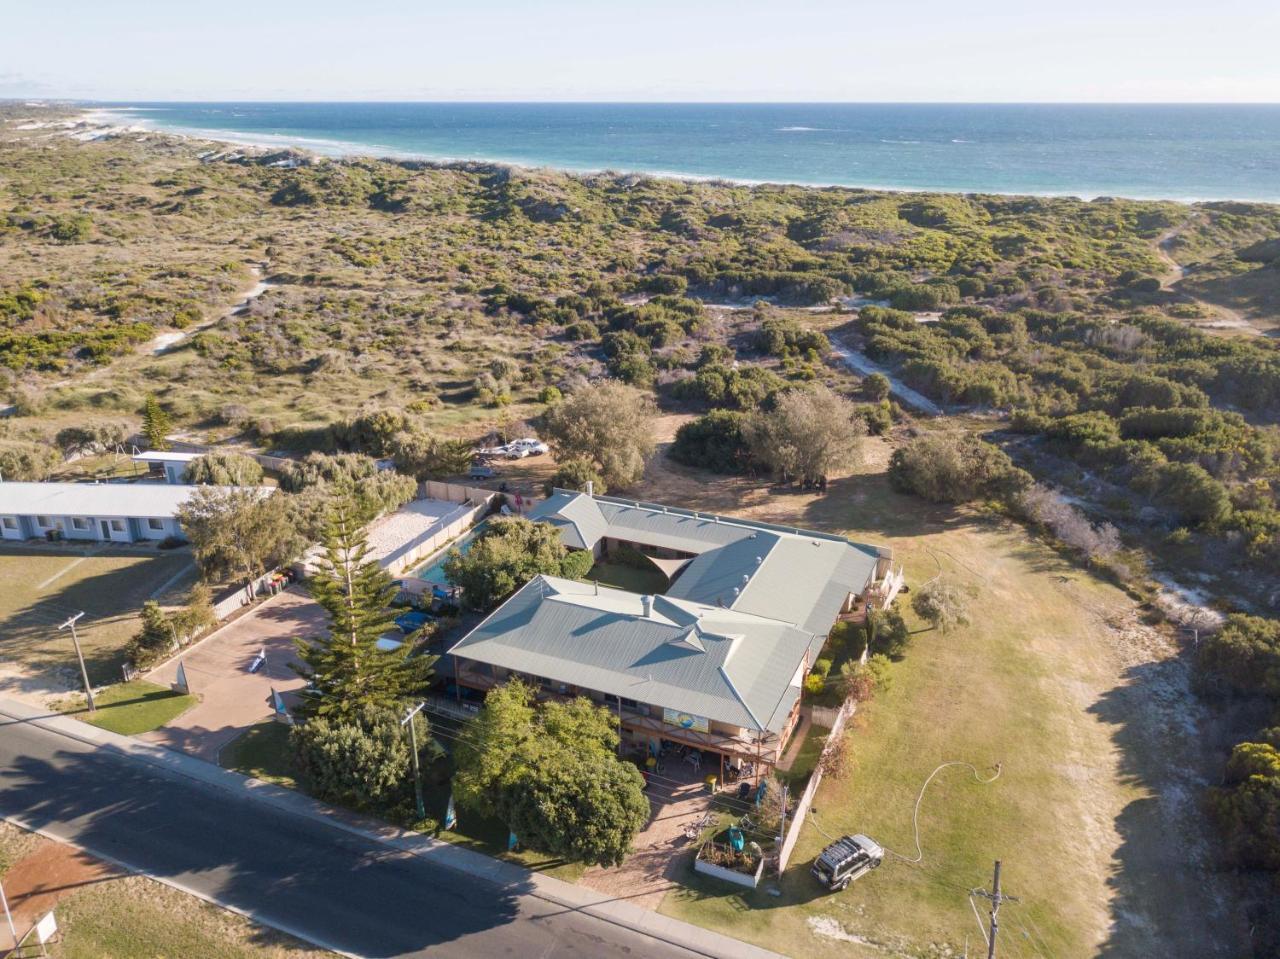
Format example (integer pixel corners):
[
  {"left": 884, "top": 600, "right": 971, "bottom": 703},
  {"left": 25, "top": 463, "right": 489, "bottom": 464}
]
[
  {"left": 468, "top": 463, "right": 496, "bottom": 479},
  {"left": 811, "top": 834, "right": 884, "bottom": 891},
  {"left": 506, "top": 437, "right": 550, "bottom": 456}
]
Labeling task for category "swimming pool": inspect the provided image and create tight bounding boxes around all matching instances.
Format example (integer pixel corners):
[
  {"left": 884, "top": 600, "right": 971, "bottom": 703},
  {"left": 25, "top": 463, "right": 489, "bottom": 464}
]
[{"left": 410, "top": 519, "right": 490, "bottom": 585}]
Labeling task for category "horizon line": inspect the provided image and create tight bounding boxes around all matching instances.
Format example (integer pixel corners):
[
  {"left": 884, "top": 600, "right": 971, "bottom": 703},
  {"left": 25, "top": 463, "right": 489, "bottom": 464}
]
[{"left": 12, "top": 97, "right": 1280, "bottom": 107}]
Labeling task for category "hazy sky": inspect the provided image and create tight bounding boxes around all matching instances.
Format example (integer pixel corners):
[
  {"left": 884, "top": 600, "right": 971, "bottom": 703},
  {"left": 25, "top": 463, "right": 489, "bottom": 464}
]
[{"left": 5, "top": 0, "right": 1279, "bottom": 102}]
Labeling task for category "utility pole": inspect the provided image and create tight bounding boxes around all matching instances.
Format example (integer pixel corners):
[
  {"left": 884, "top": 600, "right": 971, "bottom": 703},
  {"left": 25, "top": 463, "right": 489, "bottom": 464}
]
[
  {"left": 58, "top": 612, "right": 95, "bottom": 713},
  {"left": 401, "top": 702, "right": 427, "bottom": 821},
  {"left": 0, "top": 875, "right": 17, "bottom": 948},
  {"left": 973, "top": 860, "right": 1018, "bottom": 959}
]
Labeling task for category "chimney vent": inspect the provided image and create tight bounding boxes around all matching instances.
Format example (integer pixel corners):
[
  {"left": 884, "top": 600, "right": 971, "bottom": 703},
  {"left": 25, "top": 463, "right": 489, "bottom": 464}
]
[
  {"left": 641, "top": 594, "right": 653, "bottom": 617},
  {"left": 585, "top": 480, "right": 594, "bottom": 496}
]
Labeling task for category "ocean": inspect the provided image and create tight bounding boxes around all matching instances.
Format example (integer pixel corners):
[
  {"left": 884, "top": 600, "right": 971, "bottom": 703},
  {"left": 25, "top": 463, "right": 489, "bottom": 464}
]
[{"left": 94, "top": 102, "right": 1280, "bottom": 203}]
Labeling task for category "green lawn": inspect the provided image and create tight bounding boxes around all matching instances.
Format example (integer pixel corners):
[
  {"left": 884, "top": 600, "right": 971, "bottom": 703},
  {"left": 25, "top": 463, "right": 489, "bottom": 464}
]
[
  {"left": 220, "top": 721, "right": 297, "bottom": 788},
  {"left": 584, "top": 561, "right": 668, "bottom": 595},
  {"left": 0, "top": 543, "right": 195, "bottom": 686},
  {"left": 635, "top": 437, "right": 1196, "bottom": 958},
  {"left": 62, "top": 680, "right": 196, "bottom": 736}
]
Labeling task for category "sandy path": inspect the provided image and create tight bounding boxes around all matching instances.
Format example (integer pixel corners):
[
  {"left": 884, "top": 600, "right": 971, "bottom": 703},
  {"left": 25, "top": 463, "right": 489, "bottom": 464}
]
[
  {"left": 1154, "top": 217, "right": 1259, "bottom": 336},
  {"left": 149, "top": 265, "right": 275, "bottom": 354}
]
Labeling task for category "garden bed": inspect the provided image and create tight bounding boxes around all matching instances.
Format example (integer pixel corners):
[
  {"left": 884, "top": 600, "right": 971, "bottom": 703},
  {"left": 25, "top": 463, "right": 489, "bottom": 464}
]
[{"left": 694, "top": 839, "right": 765, "bottom": 889}]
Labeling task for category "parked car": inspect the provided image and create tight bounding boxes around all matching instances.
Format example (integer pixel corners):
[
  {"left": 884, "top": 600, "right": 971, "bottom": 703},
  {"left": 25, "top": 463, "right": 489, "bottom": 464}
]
[
  {"left": 811, "top": 834, "right": 884, "bottom": 891},
  {"left": 468, "top": 463, "right": 496, "bottom": 479},
  {"left": 507, "top": 437, "right": 549, "bottom": 456}
]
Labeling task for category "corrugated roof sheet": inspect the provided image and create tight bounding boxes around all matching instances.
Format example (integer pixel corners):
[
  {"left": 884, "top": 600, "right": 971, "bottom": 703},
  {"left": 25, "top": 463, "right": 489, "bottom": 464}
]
[
  {"left": 0, "top": 481, "right": 235, "bottom": 518},
  {"left": 449, "top": 576, "right": 814, "bottom": 733},
  {"left": 452, "top": 493, "right": 892, "bottom": 735}
]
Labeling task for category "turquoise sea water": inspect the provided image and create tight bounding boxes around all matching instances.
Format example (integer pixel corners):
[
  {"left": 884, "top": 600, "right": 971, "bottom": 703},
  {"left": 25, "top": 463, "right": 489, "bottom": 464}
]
[{"left": 95, "top": 102, "right": 1280, "bottom": 202}]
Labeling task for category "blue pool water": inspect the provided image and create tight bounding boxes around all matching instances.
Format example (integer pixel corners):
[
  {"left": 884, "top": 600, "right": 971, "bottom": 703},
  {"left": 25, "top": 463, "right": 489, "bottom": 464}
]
[
  {"left": 93, "top": 102, "right": 1280, "bottom": 202},
  {"left": 411, "top": 520, "right": 489, "bottom": 585}
]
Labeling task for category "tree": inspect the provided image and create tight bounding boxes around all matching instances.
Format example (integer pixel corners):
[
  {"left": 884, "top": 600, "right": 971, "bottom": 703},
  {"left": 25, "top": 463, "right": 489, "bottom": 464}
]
[
  {"left": 55, "top": 422, "right": 129, "bottom": 458},
  {"left": 443, "top": 517, "right": 587, "bottom": 611},
  {"left": 745, "top": 384, "right": 865, "bottom": 486},
  {"left": 911, "top": 578, "right": 971, "bottom": 634},
  {"left": 177, "top": 486, "right": 302, "bottom": 590},
  {"left": 290, "top": 705, "right": 438, "bottom": 815},
  {"left": 279, "top": 452, "right": 416, "bottom": 526},
  {"left": 142, "top": 394, "right": 172, "bottom": 450},
  {"left": 543, "top": 458, "right": 606, "bottom": 497},
  {"left": 862, "top": 372, "right": 892, "bottom": 402},
  {"left": 391, "top": 430, "right": 474, "bottom": 480},
  {"left": 454, "top": 681, "right": 648, "bottom": 867},
  {"left": 124, "top": 601, "right": 174, "bottom": 670},
  {"left": 838, "top": 653, "right": 893, "bottom": 703},
  {"left": 171, "top": 582, "right": 217, "bottom": 640},
  {"left": 540, "top": 381, "right": 656, "bottom": 490},
  {"left": 866, "top": 605, "right": 911, "bottom": 658},
  {"left": 186, "top": 452, "right": 264, "bottom": 486},
  {"left": 293, "top": 500, "right": 432, "bottom": 720},
  {"left": 888, "top": 431, "right": 1030, "bottom": 504}
]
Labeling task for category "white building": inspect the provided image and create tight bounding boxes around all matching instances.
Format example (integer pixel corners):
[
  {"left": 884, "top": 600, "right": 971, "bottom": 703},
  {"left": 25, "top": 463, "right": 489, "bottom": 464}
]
[
  {"left": 0, "top": 482, "right": 203, "bottom": 543},
  {"left": 131, "top": 451, "right": 202, "bottom": 485}
]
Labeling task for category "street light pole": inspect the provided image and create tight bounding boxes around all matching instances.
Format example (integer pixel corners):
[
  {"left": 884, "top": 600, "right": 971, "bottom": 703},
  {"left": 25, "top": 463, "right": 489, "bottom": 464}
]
[
  {"left": 401, "top": 702, "right": 427, "bottom": 821},
  {"left": 58, "top": 612, "right": 94, "bottom": 713}
]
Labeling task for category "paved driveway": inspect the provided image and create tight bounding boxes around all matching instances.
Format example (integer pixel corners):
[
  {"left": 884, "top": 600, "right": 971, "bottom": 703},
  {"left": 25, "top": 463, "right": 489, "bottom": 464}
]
[{"left": 143, "top": 586, "right": 324, "bottom": 761}]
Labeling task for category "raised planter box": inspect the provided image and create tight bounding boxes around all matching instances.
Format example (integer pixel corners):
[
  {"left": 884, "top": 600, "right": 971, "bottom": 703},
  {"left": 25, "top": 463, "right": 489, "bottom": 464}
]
[{"left": 694, "top": 846, "right": 765, "bottom": 888}]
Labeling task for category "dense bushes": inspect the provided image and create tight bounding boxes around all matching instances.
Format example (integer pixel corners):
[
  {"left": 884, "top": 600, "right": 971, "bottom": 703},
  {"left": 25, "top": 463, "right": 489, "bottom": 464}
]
[
  {"left": 443, "top": 518, "right": 592, "bottom": 611},
  {"left": 1210, "top": 738, "right": 1280, "bottom": 872},
  {"left": 1197, "top": 615, "right": 1280, "bottom": 699},
  {"left": 888, "top": 431, "right": 1030, "bottom": 504},
  {"left": 669, "top": 410, "right": 754, "bottom": 474},
  {"left": 291, "top": 706, "right": 440, "bottom": 818}
]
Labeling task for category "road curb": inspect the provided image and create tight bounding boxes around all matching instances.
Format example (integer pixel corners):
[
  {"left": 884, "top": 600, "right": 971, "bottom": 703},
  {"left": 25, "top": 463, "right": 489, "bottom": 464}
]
[{"left": 0, "top": 696, "right": 785, "bottom": 959}]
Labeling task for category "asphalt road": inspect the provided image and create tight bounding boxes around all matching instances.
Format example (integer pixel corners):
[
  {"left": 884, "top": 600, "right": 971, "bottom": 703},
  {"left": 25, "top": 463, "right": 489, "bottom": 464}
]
[{"left": 0, "top": 717, "right": 703, "bottom": 959}]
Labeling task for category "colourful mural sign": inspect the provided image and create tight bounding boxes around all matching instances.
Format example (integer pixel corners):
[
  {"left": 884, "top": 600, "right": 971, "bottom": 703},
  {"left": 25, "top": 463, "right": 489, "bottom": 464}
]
[{"left": 662, "top": 707, "right": 709, "bottom": 733}]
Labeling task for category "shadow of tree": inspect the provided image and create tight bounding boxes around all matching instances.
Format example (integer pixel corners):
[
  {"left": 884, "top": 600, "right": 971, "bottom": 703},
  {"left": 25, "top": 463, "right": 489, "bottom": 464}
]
[
  {"left": 1087, "top": 657, "right": 1250, "bottom": 958},
  {"left": 1, "top": 547, "right": 191, "bottom": 688},
  {"left": 0, "top": 722, "right": 532, "bottom": 957}
]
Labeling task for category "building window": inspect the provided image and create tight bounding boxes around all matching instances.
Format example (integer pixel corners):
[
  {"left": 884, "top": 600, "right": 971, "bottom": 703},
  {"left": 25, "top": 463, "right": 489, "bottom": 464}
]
[
  {"left": 71, "top": 517, "right": 90, "bottom": 531},
  {"left": 110, "top": 520, "right": 125, "bottom": 532},
  {"left": 36, "top": 515, "right": 51, "bottom": 528},
  {"left": 147, "top": 518, "right": 165, "bottom": 531},
  {"left": 2, "top": 517, "right": 16, "bottom": 530}
]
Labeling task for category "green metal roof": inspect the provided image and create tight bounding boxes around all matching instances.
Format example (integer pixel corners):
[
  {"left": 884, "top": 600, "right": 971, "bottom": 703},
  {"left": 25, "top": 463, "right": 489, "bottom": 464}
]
[{"left": 449, "top": 493, "right": 890, "bottom": 734}]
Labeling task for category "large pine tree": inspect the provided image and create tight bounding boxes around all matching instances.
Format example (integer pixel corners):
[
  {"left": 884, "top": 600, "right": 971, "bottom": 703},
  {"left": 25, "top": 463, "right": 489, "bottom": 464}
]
[
  {"left": 142, "top": 394, "right": 171, "bottom": 451},
  {"left": 293, "top": 498, "right": 430, "bottom": 719}
]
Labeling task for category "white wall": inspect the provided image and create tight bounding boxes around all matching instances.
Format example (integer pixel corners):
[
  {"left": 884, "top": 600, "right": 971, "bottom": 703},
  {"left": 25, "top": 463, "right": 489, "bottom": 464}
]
[{"left": 8, "top": 512, "right": 180, "bottom": 543}]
